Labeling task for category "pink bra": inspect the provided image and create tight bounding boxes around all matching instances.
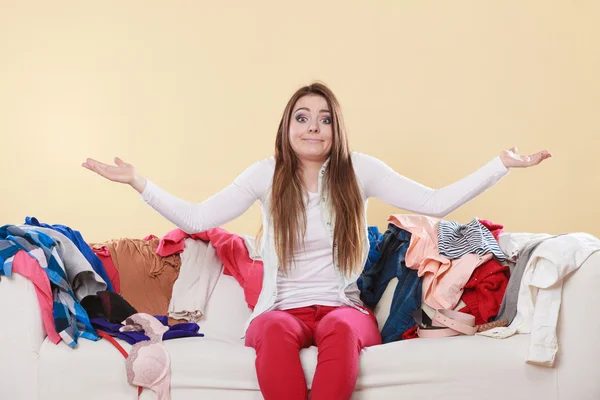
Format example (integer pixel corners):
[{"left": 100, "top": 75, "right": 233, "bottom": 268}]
[{"left": 119, "top": 313, "right": 171, "bottom": 400}]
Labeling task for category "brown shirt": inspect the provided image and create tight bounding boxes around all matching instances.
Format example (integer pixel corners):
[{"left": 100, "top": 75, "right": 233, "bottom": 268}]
[{"left": 91, "top": 237, "right": 181, "bottom": 317}]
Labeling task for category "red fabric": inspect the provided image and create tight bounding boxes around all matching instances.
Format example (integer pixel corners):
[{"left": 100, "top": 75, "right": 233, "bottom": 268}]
[
  {"left": 459, "top": 259, "right": 510, "bottom": 325},
  {"left": 245, "top": 306, "right": 381, "bottom": 400},
  {"left": 401, "top": 325, "right": 419, "bottom": 340},
  {"left": 92, "top": 246, "right": 121, "bottom": 294},
  {"left": 478, "top": 219, "right": 504, "bottom": 241},
  {"left": 157, "top": 227, "right": 263, "bottom": 310}
]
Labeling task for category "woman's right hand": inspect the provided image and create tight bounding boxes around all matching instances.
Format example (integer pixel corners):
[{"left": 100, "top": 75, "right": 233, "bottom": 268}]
[{"left": 82, "top": 157, "right": 147, "bottom": 193}]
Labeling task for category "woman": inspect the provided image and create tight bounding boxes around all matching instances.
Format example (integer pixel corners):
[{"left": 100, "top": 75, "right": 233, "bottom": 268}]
[{"left": 82, "top": 82, "right": 551, "bottom": 400}]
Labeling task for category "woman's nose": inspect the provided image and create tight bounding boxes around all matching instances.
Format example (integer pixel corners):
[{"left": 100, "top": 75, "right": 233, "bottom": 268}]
[{"left": 308, "top": 121, "right": 320, "bottom": 133}]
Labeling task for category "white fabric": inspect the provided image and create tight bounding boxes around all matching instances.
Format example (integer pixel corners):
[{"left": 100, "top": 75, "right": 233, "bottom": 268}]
[
  {"left": 508, "top": 232, "right": 600, "bottom": 366},
  {"left": 496, "top": 232, "right": 600, "bottom": 366},
  {"left": 497, "top": 231, "right": 553, "bottom": 261},
  {"left": 141, "top": 153, "right": 509, "bottom": 334},
  {"left": 168, "top": 238, "right": 223, "bottom": 322},
  {"left": 240, "top": 234, "right": 261, "bottom": 261},
  {"left": 274, "top": 191, "right": 361, "bottom": 310}
]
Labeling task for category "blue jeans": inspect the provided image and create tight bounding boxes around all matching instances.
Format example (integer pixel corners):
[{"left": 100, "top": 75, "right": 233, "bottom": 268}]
[
  {"left": 357, "top": 226, "right": 384, "bottom": 292},
  {"left": 360, "top": 224, "right": 421, "bottom": 343}
]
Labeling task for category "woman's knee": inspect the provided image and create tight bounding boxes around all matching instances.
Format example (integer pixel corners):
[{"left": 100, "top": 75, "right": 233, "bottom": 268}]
[
  {"left": 246, "top": 311, "right": 309, "bottom": 348},
  {"left": 316, "top": 308, "right": 381, "bottom": 348}
]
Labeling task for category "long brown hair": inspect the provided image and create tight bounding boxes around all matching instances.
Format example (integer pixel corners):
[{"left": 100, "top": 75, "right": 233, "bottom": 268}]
[{"left": 263, "top": 82, "right": 365, "bottom": 276}]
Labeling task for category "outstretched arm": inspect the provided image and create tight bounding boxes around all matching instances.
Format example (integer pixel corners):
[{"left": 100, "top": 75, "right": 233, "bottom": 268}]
[
  {"left": 356, "top": 147, "right": 551, "bottom": 218},
  {"left": 82, "top": 157, "right": 269, "bottom": 233}
]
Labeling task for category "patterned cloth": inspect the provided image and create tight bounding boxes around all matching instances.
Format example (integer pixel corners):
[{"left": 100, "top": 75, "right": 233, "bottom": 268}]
[
  {"left": 437, "top": 218, "right": 506, "bottom": 262},
  {"left": 0, "top": 225, "right": 98, "bottom": 347},
  {"left": 24, "top": 216, "right": 114, "bottom": 292}
]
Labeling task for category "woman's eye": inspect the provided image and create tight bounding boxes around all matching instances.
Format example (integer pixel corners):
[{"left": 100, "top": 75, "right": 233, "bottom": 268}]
[
  {"left": 296, "top": 115, "right": 308, "bottom": 123},
  {"left": 321, "top": 117, "right": 332, "bottom": 124}
]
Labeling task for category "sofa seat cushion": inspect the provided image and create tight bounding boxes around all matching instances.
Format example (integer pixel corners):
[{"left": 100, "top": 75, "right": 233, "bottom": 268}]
[{"left": 39, "top": 324, "right": 558, "bottom": 400}]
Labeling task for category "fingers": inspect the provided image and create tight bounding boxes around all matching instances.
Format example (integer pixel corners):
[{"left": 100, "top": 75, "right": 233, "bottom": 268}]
[
  {"left": 81, "top": 158, "right": 97, "bottom": 170},
  {"left": 526, "top": 150, "right": 552, "bottom": 166},
  {"left": 114, "top": 157, "right": 126, "bottom": 167},
  {"left": 81, "top": 158, "right": 110, "bottom": 177},
  {"left": 510, "top": 146, "right": 518, "bottom": 153}
]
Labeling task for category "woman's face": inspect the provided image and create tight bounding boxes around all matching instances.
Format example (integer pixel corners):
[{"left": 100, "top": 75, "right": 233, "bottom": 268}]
[{"left": 289, "top": 94, "right": 333, "bottom": 163}]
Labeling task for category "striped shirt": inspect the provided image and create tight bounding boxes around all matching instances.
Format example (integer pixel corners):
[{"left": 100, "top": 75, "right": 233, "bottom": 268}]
[{"left": 437, "top": 218, "right": 506, "bottom": 261}]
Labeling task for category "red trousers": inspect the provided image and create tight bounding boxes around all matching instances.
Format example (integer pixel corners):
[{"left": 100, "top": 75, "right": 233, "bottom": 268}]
[{"left": 245, "top": 305, "right": 381, "bottom": 400}]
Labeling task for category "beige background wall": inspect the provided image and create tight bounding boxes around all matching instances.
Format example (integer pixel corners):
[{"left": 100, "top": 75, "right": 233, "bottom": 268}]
[{"left": 1, "top": 1, "right": 599, "bottom": 243}]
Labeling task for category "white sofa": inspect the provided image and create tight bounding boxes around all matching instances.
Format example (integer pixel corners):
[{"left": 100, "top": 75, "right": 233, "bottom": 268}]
[{"left": 2, "top": 245, "right": 599, "bottom": 400}]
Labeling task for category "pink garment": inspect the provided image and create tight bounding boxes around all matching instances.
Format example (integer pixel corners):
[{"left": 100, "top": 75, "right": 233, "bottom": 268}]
[
  {"left": 12, "top": 250, "right": 61, "bottom": 344},
  {"left": 434, "top": 252, "right": 493, "bottom": 309},
  {"left": 121, "top": 313, "right": 171, "bottom": 400},
  {"left": 478, "top": 219, "right": 504, "bottom": 241},
  {"left": 387, "top": 214, "right": 492, "bottom": 310},
  {"left": 157, "top": 227, "right": 263, "bottom": 310}
]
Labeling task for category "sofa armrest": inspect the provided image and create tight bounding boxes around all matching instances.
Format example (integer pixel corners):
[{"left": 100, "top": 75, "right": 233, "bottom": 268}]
[
  {"left": 557, "top": 251, "right": 600, "bottom": 400},
  {"left": 0, "top": 273, "right": 46, "bottom": 400}
]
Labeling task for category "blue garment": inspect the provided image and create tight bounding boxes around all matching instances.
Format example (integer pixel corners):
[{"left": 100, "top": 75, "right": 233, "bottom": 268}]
[
  {"left": 91, "top": 316, "right": 204, "bottom": 345},
  {"left": 357, "top": 226, "right": 384, "bottom": 292},
  {"left": 360, "top": 224, "right": 422, "bottom": 343},
  {"left": 24, "top": 216, "right": 114, "bottom": 292},
  {"left": 0, "top": 225, "right": 98, "bottom": 347}
]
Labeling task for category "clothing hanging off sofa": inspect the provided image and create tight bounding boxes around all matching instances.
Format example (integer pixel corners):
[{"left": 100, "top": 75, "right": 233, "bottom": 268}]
[
  {"left": 168, "top": 238, "right": 224, "bottom": 322},
  {"left": 121, "top": 313, "right": 174, "bottom": 400},
  {"left": 0, "top": 225, "right": 99, "bottom": 347},
  {"left": 9, "top": 249, "right": 62, "bottom": 343},
  {"left": 493, "top": 232, "right": 600, "bottom": 366}
]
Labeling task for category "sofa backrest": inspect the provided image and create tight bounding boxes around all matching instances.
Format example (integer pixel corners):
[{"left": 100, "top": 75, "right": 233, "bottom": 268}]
[{"left": 198, "top": 272, "right": 253, "bottom": 345}]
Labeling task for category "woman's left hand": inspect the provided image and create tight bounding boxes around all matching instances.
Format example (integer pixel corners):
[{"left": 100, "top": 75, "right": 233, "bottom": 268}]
[{"left": 499, "top": 147, "right": 552, "bottom": 168}]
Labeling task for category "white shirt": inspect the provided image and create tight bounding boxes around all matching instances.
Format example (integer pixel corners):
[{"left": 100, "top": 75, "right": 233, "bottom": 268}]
[{"left": 273, "top": 191, "right": 354, "bottom": 310}]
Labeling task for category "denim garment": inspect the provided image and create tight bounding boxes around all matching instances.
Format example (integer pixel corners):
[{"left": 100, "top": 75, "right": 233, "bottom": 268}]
[
  {"left": 360, "top": 224, "right": 422, "bottom": 343},
  {"left": 357, "top": 226, "right": 384, "bottom": 292}
]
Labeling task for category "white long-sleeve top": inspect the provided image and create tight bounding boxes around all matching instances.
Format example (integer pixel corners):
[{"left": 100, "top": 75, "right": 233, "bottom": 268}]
[{"left": 141, "top": 152, "right": 510, "bottom": 324}]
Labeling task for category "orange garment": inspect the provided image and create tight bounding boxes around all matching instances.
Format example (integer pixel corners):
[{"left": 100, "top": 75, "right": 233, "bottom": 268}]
[
  {"left": 387, "top": 214, "right": 491, "bottom": 310},
  {"left": 90, "top": 238, "right": 181, "bottom": 317}
]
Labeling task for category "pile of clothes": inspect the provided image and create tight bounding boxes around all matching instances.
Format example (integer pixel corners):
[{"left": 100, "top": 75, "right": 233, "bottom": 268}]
[
  {"left": 0, "top": 216, "right": 265, "bottom": 348},
  {"left": 357, "top": 214, "right": 600, "bottom": 367}
]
